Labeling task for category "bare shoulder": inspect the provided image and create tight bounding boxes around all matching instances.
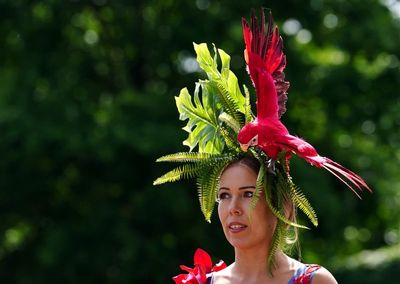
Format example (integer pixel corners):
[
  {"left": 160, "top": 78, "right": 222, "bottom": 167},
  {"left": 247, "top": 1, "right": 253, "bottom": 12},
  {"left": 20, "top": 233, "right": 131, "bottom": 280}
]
[
  {"left": 312, "top": 267, "right": 338, "bottom": 284},
  {"left": 212, "top": 263, "right": 232, "bottom": 284}
]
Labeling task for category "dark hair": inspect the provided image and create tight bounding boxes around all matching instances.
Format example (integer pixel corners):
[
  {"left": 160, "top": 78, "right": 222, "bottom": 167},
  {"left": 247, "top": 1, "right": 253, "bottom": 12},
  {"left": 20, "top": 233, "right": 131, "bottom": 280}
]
[{"left": 222, "top": 155, "right": 260, "bottom": 175}]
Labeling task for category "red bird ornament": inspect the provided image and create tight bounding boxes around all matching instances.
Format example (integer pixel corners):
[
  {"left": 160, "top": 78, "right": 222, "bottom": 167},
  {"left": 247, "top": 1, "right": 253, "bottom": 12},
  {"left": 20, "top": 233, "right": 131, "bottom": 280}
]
[{"left": 237, "top": 9, "right": 371, "bottom": 196}]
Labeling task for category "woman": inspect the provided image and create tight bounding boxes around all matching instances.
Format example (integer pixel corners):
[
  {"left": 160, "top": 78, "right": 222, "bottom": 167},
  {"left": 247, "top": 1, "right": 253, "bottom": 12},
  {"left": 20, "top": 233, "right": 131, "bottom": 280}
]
[
  {"left": 210, "top": 157, "right": 337, "bottom": 283},
  {"left": 154, "top": 7, "right": 369, "bottom": 284}
]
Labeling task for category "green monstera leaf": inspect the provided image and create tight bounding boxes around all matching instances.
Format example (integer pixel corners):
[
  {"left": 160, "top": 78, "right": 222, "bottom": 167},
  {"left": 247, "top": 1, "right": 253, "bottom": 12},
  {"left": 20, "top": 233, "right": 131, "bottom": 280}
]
[
  {"left": 194, "top": 43, "right": 246, "bottom": 122},
  {"left": 176, "top": 82, "right": 224, "bottom": 154},
  {"left": 176, "top": 43, "right": 247, "bottom": 154}
]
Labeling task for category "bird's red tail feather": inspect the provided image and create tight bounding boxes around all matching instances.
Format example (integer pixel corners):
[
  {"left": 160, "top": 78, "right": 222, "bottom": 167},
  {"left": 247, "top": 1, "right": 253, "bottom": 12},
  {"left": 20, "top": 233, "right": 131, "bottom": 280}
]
[
  {"left": 275, "top": 136, "right": 371, "bottom": 197},
  {"left": 321, "top": 158, "right": 371, "bottom": 198}
]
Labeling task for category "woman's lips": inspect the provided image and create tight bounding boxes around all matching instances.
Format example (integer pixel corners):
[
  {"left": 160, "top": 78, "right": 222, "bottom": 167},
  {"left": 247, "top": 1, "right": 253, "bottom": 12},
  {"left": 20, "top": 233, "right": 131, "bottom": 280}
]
[{"left": 228, "top": 222, "right": 248, "bottom": 233}]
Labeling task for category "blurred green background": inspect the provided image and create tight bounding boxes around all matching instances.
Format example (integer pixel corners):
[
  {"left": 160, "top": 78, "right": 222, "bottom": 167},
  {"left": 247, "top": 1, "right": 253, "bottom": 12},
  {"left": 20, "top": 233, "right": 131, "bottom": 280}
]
[{"left": 0, "top": 0, "right": 399, "bottom": 283}]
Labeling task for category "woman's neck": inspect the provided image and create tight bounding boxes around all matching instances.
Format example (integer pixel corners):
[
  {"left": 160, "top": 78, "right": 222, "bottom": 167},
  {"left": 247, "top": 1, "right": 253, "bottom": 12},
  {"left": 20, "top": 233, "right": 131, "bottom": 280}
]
[{"left": 232, "top": 249, "right": 290, "bottom": 279}]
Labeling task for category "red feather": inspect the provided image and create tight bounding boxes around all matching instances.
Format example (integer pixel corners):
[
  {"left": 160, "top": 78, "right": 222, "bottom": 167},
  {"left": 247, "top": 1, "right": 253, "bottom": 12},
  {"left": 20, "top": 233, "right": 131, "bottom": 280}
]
[{"left": 237, "top": 8, "right": 371, "bottom": 195}]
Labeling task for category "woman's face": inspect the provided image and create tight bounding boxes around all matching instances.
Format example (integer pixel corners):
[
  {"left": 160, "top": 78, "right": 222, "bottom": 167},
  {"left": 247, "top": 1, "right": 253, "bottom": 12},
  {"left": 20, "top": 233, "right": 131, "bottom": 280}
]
[{"left": 217, "top": 163, "right": 276, "bottom": 250}]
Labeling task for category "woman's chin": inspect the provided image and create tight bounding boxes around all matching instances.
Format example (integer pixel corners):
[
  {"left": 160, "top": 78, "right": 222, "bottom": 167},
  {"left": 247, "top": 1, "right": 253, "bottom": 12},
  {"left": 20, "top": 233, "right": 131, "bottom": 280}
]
[{"left": 227, "top": 238, "right": 252, "bottom": 250}]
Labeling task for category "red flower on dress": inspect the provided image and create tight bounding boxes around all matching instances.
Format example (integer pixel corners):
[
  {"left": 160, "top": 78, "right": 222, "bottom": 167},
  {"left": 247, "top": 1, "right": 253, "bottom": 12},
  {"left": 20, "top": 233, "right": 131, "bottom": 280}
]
[
  {"left": 173, "top": 248, "right": 227, "bottom": 284},
  {"left": 293, "top": 265, "right": 321, "bottom": 284}
]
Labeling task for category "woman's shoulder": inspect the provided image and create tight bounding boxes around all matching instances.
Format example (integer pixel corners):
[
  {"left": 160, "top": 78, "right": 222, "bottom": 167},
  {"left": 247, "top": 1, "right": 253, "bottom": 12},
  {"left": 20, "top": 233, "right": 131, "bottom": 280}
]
[
  {"left": 209, "top": 263, "right": 233, "bottom": 283},
  {"left": 290, "top": 261, "right": 337, "bottom": 284},
  {"left": 288, "top": 257, "right": 337, "bottom": 284},
  {"left": 309, "top": 266, "right": 337, "bottom": 284}
]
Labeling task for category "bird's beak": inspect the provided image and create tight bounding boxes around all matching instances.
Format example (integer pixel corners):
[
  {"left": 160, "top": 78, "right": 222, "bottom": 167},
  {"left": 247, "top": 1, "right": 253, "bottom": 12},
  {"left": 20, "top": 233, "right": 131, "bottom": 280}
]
[{"left": 240, "top": 144, "right": 249, "bottom": 152}]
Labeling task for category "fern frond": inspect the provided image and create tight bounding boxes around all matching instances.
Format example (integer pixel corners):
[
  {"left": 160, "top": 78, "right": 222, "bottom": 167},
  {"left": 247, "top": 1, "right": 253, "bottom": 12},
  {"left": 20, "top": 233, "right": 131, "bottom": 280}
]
[
  {"left": 274, "top": 162, "right": 293, "bottom": 198},
  {"left": 197, "top": 158, "right": 231, "bottom": 222},
  {"left": 250, "top": 163, "right": 265, "bottom": 212},
  {"left": 219, "top": 126, "right": 240, "bottom": 153},
  {"left": 289, "top": 182, "right": 318, "bottom": 227},
  {"left": 156, "top": 152, "right": 216, "bottom": 163},
  {"left": 278, "top": 160, "right": 318, "bottom": 227},
  {"left": 213, "top": 81, "right": 244, "bottom": 125},
  {"left": 264, "top": 173, "right": 309, "bottom": 229},
  {"left": 153, "top": 163, "right": 203, "bottom": 185},
  {"left": 218, "top": 112, "right": 241, "bottom": 133},
  {"left": 268, "top": 220, "right": 286, "bottom": 274},
  {"left": 243, "top": 84, "right": 253, "bottom": 124}
]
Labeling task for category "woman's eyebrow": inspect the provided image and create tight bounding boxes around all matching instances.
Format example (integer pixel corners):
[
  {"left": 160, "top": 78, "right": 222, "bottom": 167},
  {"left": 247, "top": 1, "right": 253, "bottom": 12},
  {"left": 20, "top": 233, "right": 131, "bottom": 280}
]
[
  {"left": 239, "top": 186, "right": 256, "bottom": 190},
  {"left": 219, "top": 186, "right": 256, "bottom": 191},
  {"left": 219, "top": 187, "right": 230, "bottom": 191}
]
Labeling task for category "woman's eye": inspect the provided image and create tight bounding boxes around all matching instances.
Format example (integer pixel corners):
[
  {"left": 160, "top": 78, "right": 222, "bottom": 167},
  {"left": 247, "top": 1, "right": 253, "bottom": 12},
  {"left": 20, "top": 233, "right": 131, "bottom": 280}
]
[
  {"left": 243, "top": 191, "right": 254, "bottom": 198},
  {"left": 217, "top": 192, "right": 230, "bottom": 201}
]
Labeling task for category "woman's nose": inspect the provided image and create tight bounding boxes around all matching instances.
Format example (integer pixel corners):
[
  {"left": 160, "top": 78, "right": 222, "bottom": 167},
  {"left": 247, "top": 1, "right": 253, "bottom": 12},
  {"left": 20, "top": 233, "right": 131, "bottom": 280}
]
[{"left": 229, "top": 196, "right": 243, "bottom": 216}]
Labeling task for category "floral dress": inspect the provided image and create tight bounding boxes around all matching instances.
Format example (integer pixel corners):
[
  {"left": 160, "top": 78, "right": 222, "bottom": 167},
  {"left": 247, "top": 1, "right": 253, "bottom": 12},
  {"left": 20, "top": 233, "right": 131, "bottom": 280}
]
[
  {"left": 173, "top": 249, "right": 321, "bottom": 284},
  {"left": 207, "top": 264, "right": 321, "bottom": 284},
  {"left": 288, "top": 264, "right": 322, "bottom": 284}
]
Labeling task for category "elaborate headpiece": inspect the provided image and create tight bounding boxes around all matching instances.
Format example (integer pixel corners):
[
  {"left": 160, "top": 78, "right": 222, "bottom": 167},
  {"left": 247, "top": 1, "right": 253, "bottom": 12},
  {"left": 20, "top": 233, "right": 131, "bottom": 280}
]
[{"left": 154, "top": 8, "right": 371, "bottom": 269}]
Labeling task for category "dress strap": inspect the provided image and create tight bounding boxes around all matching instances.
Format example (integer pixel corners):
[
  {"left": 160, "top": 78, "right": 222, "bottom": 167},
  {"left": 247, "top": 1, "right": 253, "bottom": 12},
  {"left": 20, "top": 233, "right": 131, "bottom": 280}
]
[
  {"left": 288, "top": 264, "right": 321, "bottom": 284},
  {"left": 206, "top": 273, "right": 213, "bottom": 284}
]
